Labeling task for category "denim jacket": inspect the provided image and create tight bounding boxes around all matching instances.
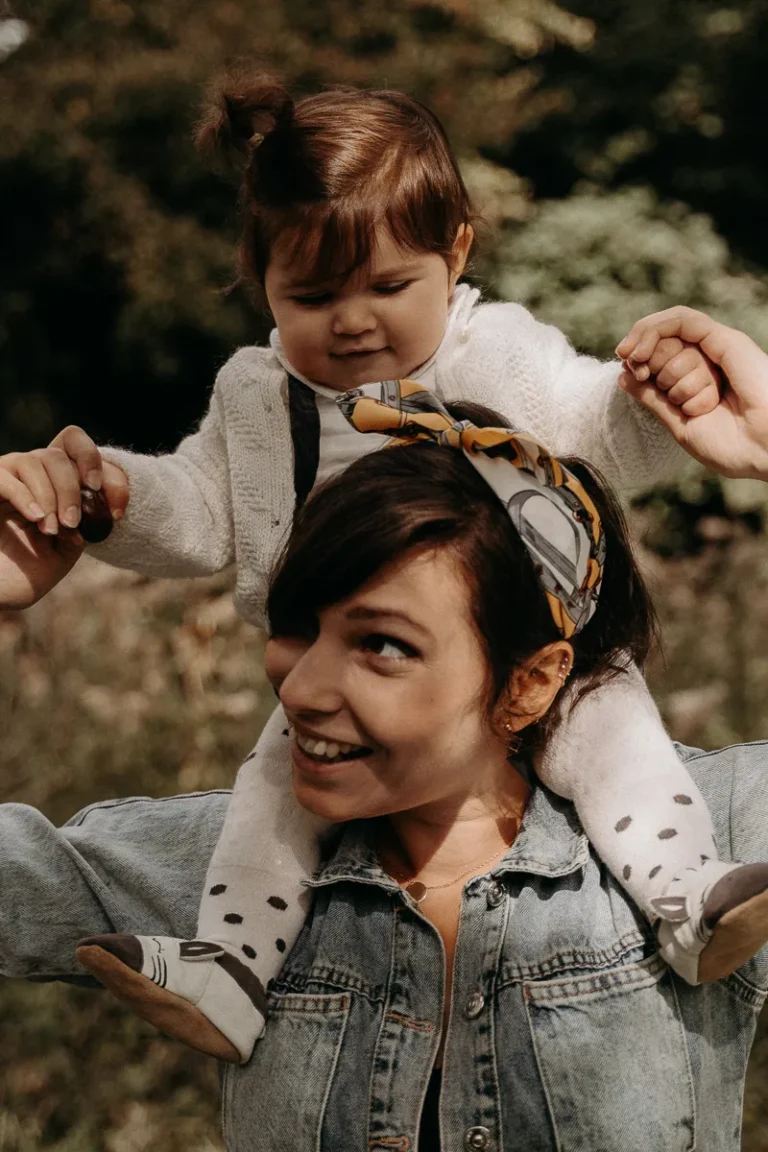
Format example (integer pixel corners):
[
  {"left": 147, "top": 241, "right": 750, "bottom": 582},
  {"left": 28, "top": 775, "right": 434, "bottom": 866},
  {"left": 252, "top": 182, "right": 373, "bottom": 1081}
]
[{"left": 2, "top": 741, "right": 768, "bottom": 1151}]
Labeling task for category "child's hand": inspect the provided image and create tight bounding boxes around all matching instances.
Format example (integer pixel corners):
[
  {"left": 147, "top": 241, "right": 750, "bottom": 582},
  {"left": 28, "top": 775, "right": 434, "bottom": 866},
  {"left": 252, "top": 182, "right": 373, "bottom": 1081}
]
[
  {"left": 615, "top": 306, "right": 768, "bottom": 481},
  {"left": 617, "top": 318, "right": 722, "bottom": 418},
  {"left": 0, "top": 426, "right": 130, "bottom": 537}
]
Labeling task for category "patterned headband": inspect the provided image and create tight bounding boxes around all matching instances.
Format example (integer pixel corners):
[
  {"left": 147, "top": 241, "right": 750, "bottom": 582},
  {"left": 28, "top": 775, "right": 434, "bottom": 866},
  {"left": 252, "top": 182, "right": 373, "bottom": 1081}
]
[{"left": 337, "top": 379, "right": 605, "bottom": 639}]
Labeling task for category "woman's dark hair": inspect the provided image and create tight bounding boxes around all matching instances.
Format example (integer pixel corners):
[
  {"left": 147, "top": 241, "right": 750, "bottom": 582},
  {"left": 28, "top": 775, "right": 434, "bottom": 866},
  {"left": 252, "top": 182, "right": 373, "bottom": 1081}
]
[
  {"left": 267, "top": 401, "right": 656, "bottom": 754},
  {"left": 196, "top": 70, "right": 475, "bottom": 289}
]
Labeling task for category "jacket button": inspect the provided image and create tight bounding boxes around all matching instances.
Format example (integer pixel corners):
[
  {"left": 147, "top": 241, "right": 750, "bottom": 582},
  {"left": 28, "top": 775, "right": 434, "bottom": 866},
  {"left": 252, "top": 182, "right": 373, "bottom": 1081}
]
[
  {"left": 465, "top": 990, "right": 485, "bottom": 1019},
  {"left": 464, "top": 1127, "right": 491, "bottom": 1149},
  {"left": 458, "top": 329, "right": 471, "bottom": 344},
  {"left": 486, "top": 881, "right": 505, "bottom": 908}
]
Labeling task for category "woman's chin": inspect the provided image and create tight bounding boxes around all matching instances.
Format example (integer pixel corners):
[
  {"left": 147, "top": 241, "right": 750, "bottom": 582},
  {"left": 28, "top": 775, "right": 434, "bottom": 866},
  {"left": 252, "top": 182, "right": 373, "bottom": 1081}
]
[{"left": 291, "top": 769, "right": 389, "bottom": 823}]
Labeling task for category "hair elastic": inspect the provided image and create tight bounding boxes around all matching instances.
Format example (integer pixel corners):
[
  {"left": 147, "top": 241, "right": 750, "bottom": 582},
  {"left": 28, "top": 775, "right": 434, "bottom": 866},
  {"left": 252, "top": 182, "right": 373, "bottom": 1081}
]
[{"left": 337, "top": 380, "right": 605, "bottom": 639}]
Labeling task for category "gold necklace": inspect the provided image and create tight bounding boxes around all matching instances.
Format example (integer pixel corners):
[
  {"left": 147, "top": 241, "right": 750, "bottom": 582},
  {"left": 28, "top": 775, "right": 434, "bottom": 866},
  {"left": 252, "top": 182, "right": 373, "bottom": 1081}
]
[{"left": 387, "top": 841, "right": 513, "bottom": 906}]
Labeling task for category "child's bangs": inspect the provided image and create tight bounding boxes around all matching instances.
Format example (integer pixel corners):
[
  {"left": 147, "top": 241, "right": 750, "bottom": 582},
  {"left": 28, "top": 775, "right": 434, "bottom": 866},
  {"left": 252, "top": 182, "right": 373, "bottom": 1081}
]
[{"left": 273, "top": 174, "right": 451, "bottom": 287}]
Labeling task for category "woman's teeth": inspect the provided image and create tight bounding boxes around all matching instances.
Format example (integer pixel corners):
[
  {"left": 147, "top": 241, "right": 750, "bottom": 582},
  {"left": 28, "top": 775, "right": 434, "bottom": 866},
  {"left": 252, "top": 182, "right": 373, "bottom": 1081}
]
[{"left": 295, "top": 731, "right": 368, "bottom": 762}]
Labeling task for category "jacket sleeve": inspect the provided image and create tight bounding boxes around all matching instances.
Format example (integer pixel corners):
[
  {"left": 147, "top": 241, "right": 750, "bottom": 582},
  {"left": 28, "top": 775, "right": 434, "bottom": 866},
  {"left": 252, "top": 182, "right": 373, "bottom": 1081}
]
[
  {"left": 87, "top": 378, "right": 235, "bottom": 578},
  {"left": 680, "top": 741, "right": 768, "bottom": 991},
  {"left": 0, "top": 792, "right": 228, "bottom": 982}
]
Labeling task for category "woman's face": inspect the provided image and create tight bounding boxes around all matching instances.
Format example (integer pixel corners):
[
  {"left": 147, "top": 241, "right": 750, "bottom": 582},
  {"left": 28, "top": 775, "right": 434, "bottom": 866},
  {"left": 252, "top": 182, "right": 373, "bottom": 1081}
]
[{"left": 265, "top": 547, "right": 513, "bottom": 824}]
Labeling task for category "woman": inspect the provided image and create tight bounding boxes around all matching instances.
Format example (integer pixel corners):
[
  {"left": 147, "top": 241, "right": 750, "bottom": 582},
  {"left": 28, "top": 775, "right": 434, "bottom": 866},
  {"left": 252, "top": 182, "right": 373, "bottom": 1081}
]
[{"left": 2, "top": 309, "right": 768, "bottom": 1150}]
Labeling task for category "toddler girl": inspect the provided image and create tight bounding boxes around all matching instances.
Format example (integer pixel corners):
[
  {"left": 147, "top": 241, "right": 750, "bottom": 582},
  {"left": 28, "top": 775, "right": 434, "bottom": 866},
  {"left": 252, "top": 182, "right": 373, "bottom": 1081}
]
[{"left": 3, "top": 74, "right": 764, "bottom": 1065}]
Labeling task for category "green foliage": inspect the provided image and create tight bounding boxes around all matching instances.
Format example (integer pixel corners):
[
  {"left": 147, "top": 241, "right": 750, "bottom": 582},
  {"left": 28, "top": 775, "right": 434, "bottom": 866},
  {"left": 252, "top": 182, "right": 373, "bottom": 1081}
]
[
  {"left": 491, "top": 185, "right": 768, "bottom": 359},
  {"left": 500, "top": 0, "right": 768, "bottom": 269}
]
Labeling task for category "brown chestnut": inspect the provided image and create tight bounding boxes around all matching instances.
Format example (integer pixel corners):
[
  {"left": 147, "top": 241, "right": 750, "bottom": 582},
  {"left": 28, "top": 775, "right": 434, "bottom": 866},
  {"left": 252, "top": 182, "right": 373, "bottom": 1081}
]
[{"left": 79, "top": 487, "right": 113, "bottom": 544}]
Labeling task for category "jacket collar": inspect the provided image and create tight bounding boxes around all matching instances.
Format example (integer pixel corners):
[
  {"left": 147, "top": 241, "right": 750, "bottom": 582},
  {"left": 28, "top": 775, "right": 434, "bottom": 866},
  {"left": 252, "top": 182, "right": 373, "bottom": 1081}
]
[{"left": 306, "top": 783, "right": 589, "bottom": 893}]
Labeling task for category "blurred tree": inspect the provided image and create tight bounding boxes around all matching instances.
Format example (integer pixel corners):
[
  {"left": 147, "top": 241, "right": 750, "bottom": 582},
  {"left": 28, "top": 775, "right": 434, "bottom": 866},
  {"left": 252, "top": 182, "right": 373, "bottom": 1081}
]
[
  {"left": 0, "top": 0, "right": 591, "bottom": 453},
  {"left": 500, "top": 0, "right": 768, "bottom": 270}
]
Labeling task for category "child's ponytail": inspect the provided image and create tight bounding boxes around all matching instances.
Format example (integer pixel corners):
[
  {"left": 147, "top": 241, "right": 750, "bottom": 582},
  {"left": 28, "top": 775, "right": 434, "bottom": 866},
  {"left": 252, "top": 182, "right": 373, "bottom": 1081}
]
[{"left": 196, "top": 73, "right": 294, "bottom": 174}]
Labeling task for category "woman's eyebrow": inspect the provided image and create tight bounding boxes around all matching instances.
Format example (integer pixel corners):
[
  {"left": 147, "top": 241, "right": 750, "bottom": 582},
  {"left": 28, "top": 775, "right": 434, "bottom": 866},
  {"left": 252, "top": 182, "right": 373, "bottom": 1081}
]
[{"left": 345, "top": 605, "right": 431, "bottom": 637}]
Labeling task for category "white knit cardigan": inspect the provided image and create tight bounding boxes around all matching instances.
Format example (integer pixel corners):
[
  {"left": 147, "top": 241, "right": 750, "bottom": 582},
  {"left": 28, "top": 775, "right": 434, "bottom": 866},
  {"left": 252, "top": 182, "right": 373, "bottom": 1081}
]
[{"left": 92, "top": 292, "right": 684, "bottom": 628}]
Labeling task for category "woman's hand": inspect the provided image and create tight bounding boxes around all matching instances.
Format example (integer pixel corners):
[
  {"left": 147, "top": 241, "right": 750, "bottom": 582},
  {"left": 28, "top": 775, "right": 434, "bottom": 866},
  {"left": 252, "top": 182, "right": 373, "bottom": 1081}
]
[
  {"left": 0, "top": 426, "right": 129, "bottom": 537},
  {"left": 617, "top": 307, "right": 768, "bottom": 480},
  {"left": 0, "top": 503, "right": 84, "bottom": 610}
]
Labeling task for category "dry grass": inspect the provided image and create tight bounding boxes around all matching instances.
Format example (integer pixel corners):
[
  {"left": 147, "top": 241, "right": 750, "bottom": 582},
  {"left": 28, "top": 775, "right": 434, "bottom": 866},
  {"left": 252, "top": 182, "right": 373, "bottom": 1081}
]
[{"left": 3, "top": 520, "right": 768, "bottom": 1148}]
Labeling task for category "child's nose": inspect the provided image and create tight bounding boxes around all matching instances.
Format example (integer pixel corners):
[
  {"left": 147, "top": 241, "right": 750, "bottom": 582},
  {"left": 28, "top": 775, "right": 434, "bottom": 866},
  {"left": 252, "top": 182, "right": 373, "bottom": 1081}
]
[{"left": 331, "top": 297, "right": 376, "bottom": 337}]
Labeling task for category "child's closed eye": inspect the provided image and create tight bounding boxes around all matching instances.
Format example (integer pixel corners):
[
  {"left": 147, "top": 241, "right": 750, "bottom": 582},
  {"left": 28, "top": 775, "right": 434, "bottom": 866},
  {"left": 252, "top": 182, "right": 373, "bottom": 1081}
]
[
  {"left": 373, "top": 281, "right": 411, "bottom": 296},
  {"left": 292, "top": 292, "right": 333, "bottom": 307}
]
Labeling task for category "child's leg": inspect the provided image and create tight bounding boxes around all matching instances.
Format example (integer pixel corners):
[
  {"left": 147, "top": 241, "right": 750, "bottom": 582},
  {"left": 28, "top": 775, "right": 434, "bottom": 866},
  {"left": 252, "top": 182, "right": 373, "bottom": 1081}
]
[
  {"left": 195, "top": 703, "right": 327, "bottom": 984},
  {"left": 538, "top": 662, "right": 768, "bottom": 983},
  {"left": 76, "top": 705, "right": 331, "bottom": 1062}
]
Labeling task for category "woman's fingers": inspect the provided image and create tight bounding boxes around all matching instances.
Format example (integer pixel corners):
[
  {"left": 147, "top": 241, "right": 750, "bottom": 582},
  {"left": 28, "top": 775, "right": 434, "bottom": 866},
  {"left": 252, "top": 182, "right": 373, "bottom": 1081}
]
[
  {"left": 14, "top": 450, "right": 84, "bottom": 534},
  {"left": 617, "top": 307, "right": 717, "bottom": 362},
  {"left": 48, "top": 425, "right": 104, "bottom": 491},
  {"left": 37, "top": 447, "right": 84, "bottom": 529},
  {"left": 0, "top": 462, "right": 47, "bottom": 525}
]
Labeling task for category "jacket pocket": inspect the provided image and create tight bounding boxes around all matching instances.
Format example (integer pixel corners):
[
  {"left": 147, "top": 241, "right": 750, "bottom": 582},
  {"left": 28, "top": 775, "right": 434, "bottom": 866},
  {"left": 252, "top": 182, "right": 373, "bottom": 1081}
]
[
  {"left": 524, "top": 954, "right": 695, "bottom": 1152},
  {"left": 222, "top": 991, "right": 351, "bottom": 1151}
]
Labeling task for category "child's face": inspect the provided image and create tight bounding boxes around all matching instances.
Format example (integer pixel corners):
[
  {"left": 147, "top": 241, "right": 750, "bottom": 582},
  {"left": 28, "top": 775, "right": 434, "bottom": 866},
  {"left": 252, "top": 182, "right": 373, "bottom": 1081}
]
[{"left": 264, "top": 226, "right": 471, "bottom": 390}]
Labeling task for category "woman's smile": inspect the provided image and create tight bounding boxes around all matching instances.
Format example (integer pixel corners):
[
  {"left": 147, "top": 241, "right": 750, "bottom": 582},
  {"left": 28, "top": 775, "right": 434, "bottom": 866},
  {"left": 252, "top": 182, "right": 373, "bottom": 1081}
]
[{"left": 291, "top": 723, "right": 373, "bottom": 771}]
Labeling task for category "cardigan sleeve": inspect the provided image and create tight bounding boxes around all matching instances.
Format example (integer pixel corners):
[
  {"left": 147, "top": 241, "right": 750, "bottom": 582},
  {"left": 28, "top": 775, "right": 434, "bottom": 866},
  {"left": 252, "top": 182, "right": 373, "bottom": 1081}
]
[
  {"left": 446, "top": 302, "right": 688, "bottom": 493},
  {"left": 86, "top": 372, "right": 235, "bottom": 578},
  {"left": 541, "top": 317, "right": 687, "bottom": 491},
  {"left": 0, "top": 792, "right": 228, "bottom": 982}
]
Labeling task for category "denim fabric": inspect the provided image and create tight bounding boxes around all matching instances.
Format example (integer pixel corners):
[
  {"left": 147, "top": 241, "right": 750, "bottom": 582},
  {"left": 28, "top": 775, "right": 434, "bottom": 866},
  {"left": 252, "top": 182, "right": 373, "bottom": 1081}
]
[{"left": 2, "top": 743, "right": 768, "bottom": 1151}]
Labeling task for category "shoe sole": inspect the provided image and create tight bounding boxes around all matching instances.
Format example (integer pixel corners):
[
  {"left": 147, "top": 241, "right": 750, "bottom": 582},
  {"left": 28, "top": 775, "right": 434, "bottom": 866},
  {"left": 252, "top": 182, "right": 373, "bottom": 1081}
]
[
  {"left": 697, "top": 887, "right": 768, "bottom": 983},
  {"left": 76, "top": 944, "right": 241, "bottom": 1063}
]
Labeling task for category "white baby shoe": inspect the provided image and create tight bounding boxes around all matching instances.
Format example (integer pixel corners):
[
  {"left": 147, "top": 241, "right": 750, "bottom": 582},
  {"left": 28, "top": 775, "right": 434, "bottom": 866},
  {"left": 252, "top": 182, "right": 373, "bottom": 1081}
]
[
  {"left": 76, "top": 934, "right": 267, "bottom": 1063},
  {"left": 652, "top": 859, "right": 768, "bottom": 984}
]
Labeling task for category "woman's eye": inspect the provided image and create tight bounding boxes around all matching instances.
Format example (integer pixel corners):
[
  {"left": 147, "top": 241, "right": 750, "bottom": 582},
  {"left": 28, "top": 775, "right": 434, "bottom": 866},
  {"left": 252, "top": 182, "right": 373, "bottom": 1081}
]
[
  {"left": 374, "top": 281, "right": 410, "bottom": 296},
  {"left": 362, "top": 633, "right": 417, "bottom": 660}
]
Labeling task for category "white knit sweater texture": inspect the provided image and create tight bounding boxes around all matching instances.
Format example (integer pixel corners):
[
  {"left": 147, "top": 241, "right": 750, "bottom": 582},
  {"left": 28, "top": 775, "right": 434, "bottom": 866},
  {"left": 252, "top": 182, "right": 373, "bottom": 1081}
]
[{"left": 91, "top": 288, "right": 683, "bottom": 627}]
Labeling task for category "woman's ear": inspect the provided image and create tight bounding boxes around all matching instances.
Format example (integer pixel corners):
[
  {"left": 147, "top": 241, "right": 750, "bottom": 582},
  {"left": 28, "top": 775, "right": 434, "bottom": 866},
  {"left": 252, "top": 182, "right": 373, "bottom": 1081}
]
[
  {"left": 449, "top": 223, "right": 474, "bottom": 288},
  {"left": 496, "top": 641, "right": 574, "bottom": 736}
]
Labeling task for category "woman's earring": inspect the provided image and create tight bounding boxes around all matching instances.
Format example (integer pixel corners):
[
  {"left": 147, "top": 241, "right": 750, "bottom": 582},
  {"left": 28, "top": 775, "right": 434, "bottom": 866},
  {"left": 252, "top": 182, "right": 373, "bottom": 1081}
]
[
  {"left": 557, "top": 655, "right": 572, "bottom": 683},
  {"left": 503, "top": 720, "right": 522, "bottom": 753}
]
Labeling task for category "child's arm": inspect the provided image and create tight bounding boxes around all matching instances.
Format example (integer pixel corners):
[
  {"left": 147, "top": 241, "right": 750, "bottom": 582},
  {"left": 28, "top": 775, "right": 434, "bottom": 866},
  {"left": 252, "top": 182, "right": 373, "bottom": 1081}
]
[
  {"left": 454, "top": 303, "right": 720, "bottom": 492},
  {"left": 0, "top": 383, "right": 235, "bottom": 579}
]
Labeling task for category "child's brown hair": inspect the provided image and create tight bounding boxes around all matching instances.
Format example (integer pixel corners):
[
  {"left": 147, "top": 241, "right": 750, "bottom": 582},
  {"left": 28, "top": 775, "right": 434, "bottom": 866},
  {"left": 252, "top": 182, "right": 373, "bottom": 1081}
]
[{"left": 196, "top": 72, "right": 475, "bottom": 289}]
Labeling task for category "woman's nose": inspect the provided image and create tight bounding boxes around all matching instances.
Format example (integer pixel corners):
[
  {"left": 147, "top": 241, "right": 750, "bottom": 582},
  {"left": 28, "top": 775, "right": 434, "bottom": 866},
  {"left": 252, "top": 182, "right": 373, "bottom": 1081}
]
[
  {"left": 277, "top": 638, "right": 345, "bottom": 719},
  {"left": 331, "top": 296, "right": 376, "bottom": 337}
]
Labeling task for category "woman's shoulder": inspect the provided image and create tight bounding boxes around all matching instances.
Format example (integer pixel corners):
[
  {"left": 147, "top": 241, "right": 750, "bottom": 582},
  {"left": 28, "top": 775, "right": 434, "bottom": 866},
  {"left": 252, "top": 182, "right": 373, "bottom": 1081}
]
[{"left": 678, "top": 740, "right": 768, "bottom": 858}]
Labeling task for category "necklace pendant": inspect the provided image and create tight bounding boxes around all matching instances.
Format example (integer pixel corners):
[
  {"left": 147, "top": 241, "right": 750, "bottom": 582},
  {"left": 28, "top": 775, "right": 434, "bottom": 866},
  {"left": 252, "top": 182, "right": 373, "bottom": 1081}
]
[{"left": 405, "top": 881, "right": 428, "bottom": 905}]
